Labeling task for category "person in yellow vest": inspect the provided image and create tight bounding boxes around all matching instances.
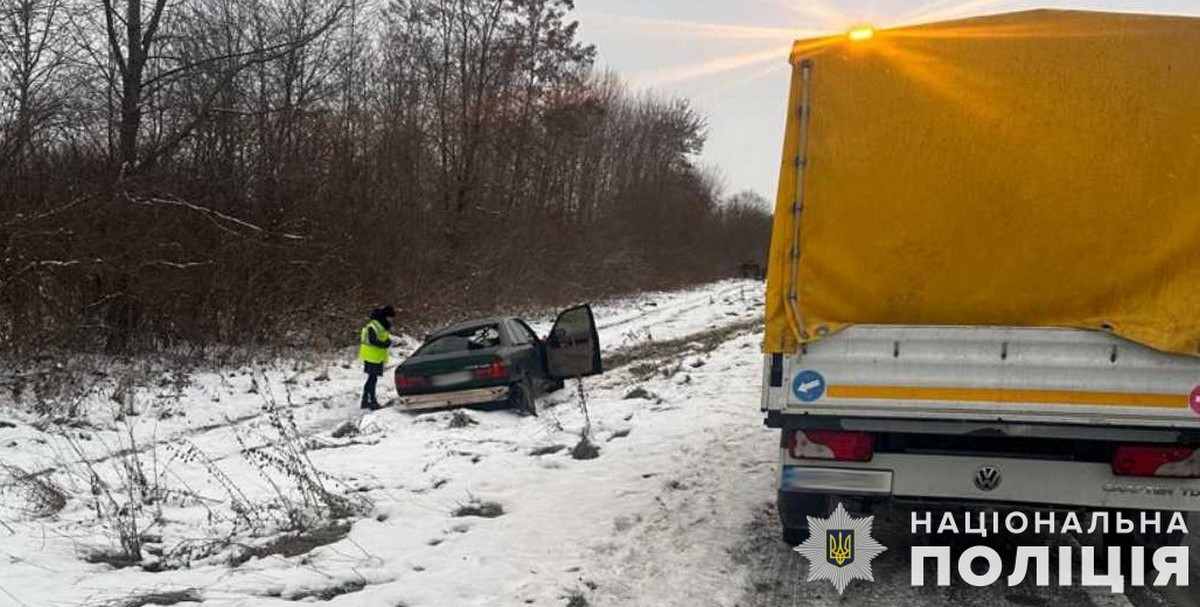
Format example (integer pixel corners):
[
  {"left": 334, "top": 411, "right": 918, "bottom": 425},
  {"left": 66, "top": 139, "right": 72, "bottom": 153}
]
[{"left": 360, "top": 305, "right": 397, "bottom": 410}]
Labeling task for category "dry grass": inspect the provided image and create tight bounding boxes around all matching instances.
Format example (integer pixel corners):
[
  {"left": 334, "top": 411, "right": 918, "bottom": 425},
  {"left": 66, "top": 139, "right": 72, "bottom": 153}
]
[
  {"left": 284, "top": 579, "right": 367, "bottom": 601},
  {"left": 452, "top": 500, "right": 505, "bottom": 518},
  {"left": 92, "top": 589, "right": 201, "bottom": 607},
  {"left": 229, "top": 523, "right": 352, "bottom": 566},
  {"left": 530, "top": 444, "right": 566, "bottom": 456}
]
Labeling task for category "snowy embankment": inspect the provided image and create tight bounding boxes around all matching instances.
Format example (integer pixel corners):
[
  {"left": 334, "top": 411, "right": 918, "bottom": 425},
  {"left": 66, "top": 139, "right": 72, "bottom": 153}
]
[{"left": 0, "top": 279, "right": 776, "bottom": 607}]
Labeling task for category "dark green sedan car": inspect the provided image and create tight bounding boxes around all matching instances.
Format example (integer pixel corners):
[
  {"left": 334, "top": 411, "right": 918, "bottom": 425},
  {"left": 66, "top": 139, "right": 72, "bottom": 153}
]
[{"left": 393, "top": 305, "right": 602, "bottom": 413}]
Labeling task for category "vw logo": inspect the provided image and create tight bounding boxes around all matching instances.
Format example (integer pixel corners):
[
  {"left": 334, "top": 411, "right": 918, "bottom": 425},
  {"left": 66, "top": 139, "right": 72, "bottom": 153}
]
[{"left": 974, "top": 465, "right": 1002, "bottom": 492}]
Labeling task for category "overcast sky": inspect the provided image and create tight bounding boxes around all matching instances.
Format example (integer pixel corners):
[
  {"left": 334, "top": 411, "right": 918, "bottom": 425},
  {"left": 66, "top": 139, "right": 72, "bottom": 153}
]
[{"left": 572, "top": 0, "right": 1200, "bottom": 200}]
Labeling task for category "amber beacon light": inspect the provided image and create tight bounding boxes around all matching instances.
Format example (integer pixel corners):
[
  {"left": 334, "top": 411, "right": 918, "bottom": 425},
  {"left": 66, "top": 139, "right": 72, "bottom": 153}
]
[{"left": 847, "top": 26, "right": 875, "bottom": 41}]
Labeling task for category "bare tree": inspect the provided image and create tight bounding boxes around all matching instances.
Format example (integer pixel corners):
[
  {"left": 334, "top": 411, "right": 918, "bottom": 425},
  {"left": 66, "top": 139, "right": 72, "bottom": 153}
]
[
  {"left": 0, "top": 0, "right": 771, "bottom": 359},
  {"left": 0, "top": 0, "right": 68, "bottom": 167},
  {"left": 95, "top": 0, "right": 347, "bottom": 172}
]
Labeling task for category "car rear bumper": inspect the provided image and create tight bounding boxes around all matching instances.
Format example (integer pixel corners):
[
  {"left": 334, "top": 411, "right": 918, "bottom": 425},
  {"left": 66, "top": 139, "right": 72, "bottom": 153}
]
[{"left": 397, "top": 386, "right": 510, "bottom": 411}]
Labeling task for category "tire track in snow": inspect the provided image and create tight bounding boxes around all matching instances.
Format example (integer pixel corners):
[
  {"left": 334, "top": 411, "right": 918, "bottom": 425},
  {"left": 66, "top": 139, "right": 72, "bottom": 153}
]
[
  {"left": 593, "top": 281, "right": 756, "bottom": 335},
  {"left": 578, "top": 328, "right": 777, "bottom": 606}
]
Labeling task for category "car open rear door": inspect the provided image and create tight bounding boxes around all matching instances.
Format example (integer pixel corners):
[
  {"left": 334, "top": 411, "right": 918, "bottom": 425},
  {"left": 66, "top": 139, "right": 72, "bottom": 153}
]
[{"left": 546, "top": 304, "right": 602, "bottom": 379}]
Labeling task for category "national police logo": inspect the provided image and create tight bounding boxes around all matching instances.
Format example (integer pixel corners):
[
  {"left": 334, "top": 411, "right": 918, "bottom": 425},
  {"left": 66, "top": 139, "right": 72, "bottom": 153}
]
[
  {"left": 826, "top": 529, "right": 854, "bottom": 567},
  {"left": 794, "top": 503, "right": 886, "bottom": 594}
]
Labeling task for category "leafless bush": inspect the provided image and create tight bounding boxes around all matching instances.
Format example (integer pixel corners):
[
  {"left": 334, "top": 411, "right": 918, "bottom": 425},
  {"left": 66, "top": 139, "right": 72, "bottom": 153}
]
[
  {"left": 0, "top": 464, "right": 67, "bottom": 519},
  {"left": 64, "top": 419, "right": 165, "bottom": 566},
  {"left": 164, "top": 397, "right": 366, "bottom": 566},
  {"left": 232, "top": 382, "right": 369, "bottom": 528},
  {"left": 0, "top": 351, "right": 212, "bottom": 419},
  {"left": 56, "top": 382, "right": 366, "bottom": 569}
]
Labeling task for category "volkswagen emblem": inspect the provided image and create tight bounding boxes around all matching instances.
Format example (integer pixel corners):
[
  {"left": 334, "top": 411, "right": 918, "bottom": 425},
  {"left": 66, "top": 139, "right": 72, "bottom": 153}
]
[{"left": 974, "top": 465, "right": 1002, "bottom": 492}]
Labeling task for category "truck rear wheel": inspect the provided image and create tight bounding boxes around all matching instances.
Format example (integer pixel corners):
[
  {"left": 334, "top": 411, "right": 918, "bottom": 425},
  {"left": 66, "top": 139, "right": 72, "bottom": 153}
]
[
  {"left": 782, "top": 527, "right": 808, "bottom": 546},
  {"left": 778, "top": 491, "right": 830, "bottom": 546}
]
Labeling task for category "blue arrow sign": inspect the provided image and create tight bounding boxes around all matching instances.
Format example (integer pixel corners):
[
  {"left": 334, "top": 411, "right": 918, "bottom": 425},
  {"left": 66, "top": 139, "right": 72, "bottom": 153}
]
[{"left": 792, "top": 370, "right": 827, "bottom": 403}]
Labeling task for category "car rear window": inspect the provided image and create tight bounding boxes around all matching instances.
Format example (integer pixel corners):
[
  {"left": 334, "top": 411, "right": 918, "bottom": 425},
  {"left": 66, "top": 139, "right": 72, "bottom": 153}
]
[{"left": 416, "top": 324, "right": 503, "bottom": 355}]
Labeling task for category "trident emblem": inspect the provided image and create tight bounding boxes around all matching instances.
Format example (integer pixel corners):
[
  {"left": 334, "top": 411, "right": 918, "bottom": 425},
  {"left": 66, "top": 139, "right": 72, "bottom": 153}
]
[{"left": 826, "top": 529, "right": 855, "bottom": 567}]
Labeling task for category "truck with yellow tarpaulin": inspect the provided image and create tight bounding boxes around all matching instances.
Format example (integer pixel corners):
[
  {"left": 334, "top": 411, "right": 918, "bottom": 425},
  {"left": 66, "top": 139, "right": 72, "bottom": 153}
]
[{"left": 761, "top": 9, "right": 1200, "bottom": 546}]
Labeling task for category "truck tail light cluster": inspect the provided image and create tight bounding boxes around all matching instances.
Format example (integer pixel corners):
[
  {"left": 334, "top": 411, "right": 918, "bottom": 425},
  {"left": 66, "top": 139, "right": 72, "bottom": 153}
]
[
  {"left": 786, "top": 429, "right": 874, "bottom": 462},
  {"left": 1112, "top": 445, "right": 1199, "bottom": 478}
]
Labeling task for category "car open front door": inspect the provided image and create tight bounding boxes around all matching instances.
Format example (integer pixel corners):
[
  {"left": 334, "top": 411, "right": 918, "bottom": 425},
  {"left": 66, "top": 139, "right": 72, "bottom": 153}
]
[{"left": 546, "top": 304, "right": 602, "bottom": 379}]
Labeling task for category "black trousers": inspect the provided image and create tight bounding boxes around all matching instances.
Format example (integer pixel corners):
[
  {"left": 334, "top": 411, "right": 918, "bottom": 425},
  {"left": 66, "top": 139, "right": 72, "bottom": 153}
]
[{"left": 362, "top": 362, "right": 383, "bottom": 407}]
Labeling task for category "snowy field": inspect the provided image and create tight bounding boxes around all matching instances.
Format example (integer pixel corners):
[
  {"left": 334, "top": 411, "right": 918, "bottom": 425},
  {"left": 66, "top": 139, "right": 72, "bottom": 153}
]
[{"left": 0, "top": 279, "right": 1195, "bottom": 607}]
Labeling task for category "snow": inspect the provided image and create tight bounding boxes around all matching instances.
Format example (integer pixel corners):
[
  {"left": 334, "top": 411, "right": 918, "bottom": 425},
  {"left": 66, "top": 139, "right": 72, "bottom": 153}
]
[
  {"left": 0, "top": 278, "right": 1190, "bottom": 607},
  {"left": 0, "top": 279, "right": 778, "bottom": 607}
]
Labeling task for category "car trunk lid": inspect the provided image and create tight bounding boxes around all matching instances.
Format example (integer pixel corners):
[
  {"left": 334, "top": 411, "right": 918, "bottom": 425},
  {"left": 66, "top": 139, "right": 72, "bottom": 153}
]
[{"left": 397, "top": 350, "right": 507, "bottom": 394}]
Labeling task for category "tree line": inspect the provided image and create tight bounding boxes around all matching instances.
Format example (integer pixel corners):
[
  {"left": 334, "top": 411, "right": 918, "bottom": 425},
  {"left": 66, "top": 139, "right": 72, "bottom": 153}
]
[{"left": 0, "top": 0, "right": 771, "bottom": 355}]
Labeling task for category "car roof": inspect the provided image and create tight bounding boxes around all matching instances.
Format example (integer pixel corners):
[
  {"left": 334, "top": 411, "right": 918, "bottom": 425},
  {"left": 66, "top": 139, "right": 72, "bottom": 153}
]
[{"left": 427, "top": 316, "right": 518, "bottom": 340}]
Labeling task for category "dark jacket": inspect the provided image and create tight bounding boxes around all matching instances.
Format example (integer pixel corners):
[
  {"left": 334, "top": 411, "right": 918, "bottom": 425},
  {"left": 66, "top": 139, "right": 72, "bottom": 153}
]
[{"left": 365, "top": 308, "right": 393, "bottom": 348}]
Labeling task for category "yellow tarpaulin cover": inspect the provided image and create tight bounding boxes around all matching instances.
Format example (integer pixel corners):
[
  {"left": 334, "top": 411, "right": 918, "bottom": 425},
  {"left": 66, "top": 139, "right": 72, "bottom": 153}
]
[{"left": 764, "top": 9, "right": 1200, "bottom": 356}]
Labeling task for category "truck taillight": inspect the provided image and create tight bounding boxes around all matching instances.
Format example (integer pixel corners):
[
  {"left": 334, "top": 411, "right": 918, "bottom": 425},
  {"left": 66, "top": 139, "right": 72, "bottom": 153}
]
[
  {"left": 472, "top": 359, "right": 509, "bottom": 380},
  {"left": 396, "top": 375, "right": 429, "bottom": 391},
  {"left": 787, "top": 429, "right": 874, "bottom": 462},
  {"left": 1112, "top": 445, "right": 1198, "bottom": 478}
]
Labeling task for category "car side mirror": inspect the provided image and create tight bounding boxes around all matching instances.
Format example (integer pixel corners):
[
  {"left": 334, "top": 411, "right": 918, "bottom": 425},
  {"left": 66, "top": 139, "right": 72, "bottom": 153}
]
[{"left": 545, "top": 305, "right": 602, "bottom": 379}]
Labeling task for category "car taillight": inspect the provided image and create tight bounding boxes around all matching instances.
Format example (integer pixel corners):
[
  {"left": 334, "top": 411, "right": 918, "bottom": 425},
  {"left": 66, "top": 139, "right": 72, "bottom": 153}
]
[
  {"left": 472, "top": 359, "right": 509, "bottom": 380},
  {"left": 396, "top": 375, "right": 429, "bottom": 391},
  {"left": 786, "top": 429, "right": 873, "bottom": 462},
  {"left": 1112, "top": 445, "right": 1198, "bottom": 478}
]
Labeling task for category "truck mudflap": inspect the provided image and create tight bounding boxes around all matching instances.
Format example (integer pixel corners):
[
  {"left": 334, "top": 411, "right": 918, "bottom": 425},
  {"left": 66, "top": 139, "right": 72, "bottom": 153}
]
[{"left": 762, "top": 326, "right": 1200, "bottom": 430}]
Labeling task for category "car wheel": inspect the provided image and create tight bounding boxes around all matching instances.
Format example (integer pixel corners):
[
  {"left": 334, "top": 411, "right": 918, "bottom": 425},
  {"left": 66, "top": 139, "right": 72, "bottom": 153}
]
[{"left": 509, "top": 378, "right": 537, "bottom": 416}]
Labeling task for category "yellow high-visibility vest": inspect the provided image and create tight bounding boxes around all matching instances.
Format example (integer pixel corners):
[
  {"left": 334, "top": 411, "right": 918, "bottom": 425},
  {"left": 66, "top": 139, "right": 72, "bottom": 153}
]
[{"left": 359, "top": 319, "right": 389, "bottom": 364}]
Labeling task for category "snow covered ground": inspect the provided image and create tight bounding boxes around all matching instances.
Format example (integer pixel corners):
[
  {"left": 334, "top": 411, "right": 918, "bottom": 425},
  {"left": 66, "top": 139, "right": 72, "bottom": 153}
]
[
  {"left": 0, "top": 279, "right": 1195, "bottom": 607},
  {"left": 0, "top": 280, "right": 775, "bottom": 606}
]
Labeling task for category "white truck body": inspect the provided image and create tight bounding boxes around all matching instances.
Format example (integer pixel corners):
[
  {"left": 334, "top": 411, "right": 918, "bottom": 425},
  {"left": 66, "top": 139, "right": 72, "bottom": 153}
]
[{"left": 763, "top": 326, "right": 1200, "bottom": 513}]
